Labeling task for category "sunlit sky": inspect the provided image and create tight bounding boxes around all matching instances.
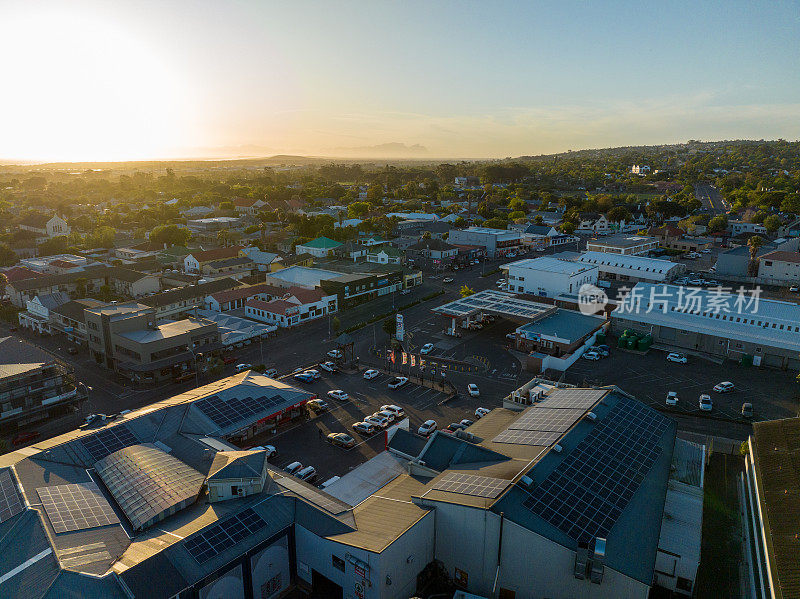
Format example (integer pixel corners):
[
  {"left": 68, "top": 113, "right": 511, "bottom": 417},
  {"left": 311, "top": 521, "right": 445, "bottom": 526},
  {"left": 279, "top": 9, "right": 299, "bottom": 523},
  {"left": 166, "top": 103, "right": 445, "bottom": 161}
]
[{"left": 1, "top": 0, "right": 798, "bottom": 162}]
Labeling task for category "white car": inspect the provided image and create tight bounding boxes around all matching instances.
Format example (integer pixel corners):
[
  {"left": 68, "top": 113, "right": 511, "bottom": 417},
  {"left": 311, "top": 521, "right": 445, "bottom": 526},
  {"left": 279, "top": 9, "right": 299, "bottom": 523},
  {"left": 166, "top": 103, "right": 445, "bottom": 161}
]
[
  {"left": 790, "top": 285, "right": 799, "bottom": 293},
  {"left": 363, "top": 369, "right": 380, "bottom": 379},
  {"left": 365, "top": 414, "right": 390, "bottom": 429},
  {"left": 420, "top": 343, "right": 434, "bottom": 354},
  {"left": 702, "top": 248, "right": 712, "bottom": 253},
  {"left": 387, "top": 376, "right": 409, "bottom": 389},
  {"left": 418, "top": 419, "right": 437, "bottom": 436},
  {"left": 699, "top": 394, "right": 713, "bottom": 411},
  {"left": 666, "top": 353, "right": 688, "bottom": 364},
  {"left": 467, "top": 384, "right": 480, "bottom": 397},
  {"left": 381, "top": 404, "right": 405, "bottom": 418},
  {"left": 235, "top": 363, "right": 253, "bottom": 373},
  {"left": 327, "top": 389, "right": 349, "bottom": 401},
  {"left": 665, "top": 391, "right": 678, "bottom": 407},
  {"left": 443, "top": 277, "right": 454, "bottom": 283},
  {"left": 327, "top": 349, "right": 343, "bottom": 359},
  {"left": 250, "top": 444, "right": 277, "bottom": 458},
  {"left": 319, "top": 361, "right": 337, "bottom": 372},
  {"left": 352, "top": 421, "right": 377, "bottom": 435},
  {"left": 713, "top": 381, "right": 735, "bottom": 393},
  {"left": 376, "top": 410, "right": 397, "bottom": 423},
  {"left": 475, "top": 407, "right": 490, "bottom": 418},
  {"left": 582, "top": 351, "right": 601, "bottom": 361},
  {"left": 304, "top": 369, "right": 321, "bottom": 380}
]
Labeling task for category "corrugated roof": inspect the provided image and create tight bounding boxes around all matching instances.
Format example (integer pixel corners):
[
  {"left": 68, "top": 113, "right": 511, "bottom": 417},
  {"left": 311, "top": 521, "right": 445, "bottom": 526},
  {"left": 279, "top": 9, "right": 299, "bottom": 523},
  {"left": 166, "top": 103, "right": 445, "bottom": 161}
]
[{"left": 207, "top": 450, "right": 267, "bottom": 480}]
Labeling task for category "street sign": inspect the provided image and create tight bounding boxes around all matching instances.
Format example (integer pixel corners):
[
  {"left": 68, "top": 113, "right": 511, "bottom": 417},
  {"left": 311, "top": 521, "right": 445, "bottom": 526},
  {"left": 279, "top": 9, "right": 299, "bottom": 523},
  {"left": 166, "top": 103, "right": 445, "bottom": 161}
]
[{"left": 396, "top": 314, "right": 404, "bottom": 341}]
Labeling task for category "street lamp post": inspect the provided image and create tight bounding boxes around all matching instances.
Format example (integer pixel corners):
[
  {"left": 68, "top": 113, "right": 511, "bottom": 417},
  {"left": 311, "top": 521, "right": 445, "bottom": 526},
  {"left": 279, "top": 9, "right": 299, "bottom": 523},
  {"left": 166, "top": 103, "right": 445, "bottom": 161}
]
[{"left": 192, "top": 352, "right": 204, "bottom": 387}]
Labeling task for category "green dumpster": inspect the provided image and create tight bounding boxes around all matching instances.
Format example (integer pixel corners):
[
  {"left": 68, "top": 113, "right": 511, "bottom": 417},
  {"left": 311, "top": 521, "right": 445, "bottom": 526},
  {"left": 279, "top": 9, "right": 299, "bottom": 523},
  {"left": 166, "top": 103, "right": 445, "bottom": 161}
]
[{"left": 741, "top": 354, "right": 753, "bottom": 367}]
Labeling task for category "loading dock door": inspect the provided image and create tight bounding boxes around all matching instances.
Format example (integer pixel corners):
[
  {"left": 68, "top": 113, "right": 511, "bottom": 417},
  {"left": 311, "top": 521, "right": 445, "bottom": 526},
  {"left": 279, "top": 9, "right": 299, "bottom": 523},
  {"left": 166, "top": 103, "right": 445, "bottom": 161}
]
[{"left": 311, "top": 569, "right": 343, "bottom": 599}]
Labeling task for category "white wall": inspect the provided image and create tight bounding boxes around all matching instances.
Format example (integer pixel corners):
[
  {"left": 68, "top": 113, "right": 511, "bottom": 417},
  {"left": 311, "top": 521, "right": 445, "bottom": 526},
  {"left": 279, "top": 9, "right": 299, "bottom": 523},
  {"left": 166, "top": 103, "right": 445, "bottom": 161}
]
[{"left": 507, "top": 263, "right": 598, "bottom": 297}]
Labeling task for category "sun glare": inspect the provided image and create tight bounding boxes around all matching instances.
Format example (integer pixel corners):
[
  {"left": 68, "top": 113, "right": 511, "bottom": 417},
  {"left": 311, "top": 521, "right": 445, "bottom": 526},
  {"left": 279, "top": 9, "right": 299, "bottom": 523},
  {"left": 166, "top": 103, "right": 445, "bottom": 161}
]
[{"left": 0, "top": 10, "right": 193, "bottom": 162}]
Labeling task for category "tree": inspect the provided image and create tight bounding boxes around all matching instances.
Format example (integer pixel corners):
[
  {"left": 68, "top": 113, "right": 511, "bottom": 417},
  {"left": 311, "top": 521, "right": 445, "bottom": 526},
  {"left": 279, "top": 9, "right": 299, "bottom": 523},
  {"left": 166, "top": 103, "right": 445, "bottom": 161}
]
[
  {"left": 0, "top": 243, "right": 17, "bottom": 267},
  {"left": 0, "top": 272, "right": 7, "bottom": 298},
  {"left": 37, "top": 236, "right": 70, "bottom": 257},
  {"left": 382, "top": 317, "right": 397, "bottom": 339},
  {"left": 348, "top": 201, "right": 372, "bottom": 218},
  {"left": 747, "top": 235, "right": 765, "bottom": 277},
  {"left": 560, "top": 221, "right": 576, "bottom": 235},
  {"left": 509, "top": 210, "right": 526, "bottom": 221},
  {"left": 763, "top": 214, "right": 781, "bottom": 233},
  {"left": 607, "top": 206, "right": 633, "bottom": 225},
  {"left": 219, "top": 201, "right": 235, "bottom": 212},
  {"left": 533, "top": 215, "right": 544, "bottom": 226},
  {"left": 421, "top": 231, "right": 432, "bottom": 239},
  {"left": 459, "top": 285, "right": 475, "bottom": 298},
  {"left": 74, "top": 277, "right": 88, "bottom": 298},
  {"left": 150, "top": 224, "right": 190, "bottom": 247},
  {"left": 331, "top": 316, "right": 341, "bottom": 335},
  {"left": 99, "top": 285, "right": 113, "bottom": 302},
  {"left": 84, "top": 225, "right": 116, "bottom": 248},
  {"left": 707, "top": 215, "right": 728, "bottom": 233}
]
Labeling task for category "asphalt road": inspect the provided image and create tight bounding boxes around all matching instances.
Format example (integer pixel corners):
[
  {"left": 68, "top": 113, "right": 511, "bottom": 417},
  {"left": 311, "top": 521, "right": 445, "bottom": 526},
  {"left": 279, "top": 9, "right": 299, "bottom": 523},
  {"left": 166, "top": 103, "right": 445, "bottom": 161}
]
[{"left": 695, "top": 183, "right": 729, "bottom": 213}]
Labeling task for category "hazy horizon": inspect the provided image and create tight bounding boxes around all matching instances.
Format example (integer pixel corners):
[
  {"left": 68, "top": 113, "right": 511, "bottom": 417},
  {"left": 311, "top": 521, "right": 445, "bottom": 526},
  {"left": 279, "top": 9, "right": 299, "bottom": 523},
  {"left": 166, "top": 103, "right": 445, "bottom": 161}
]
[{"left": 1, "top": 0, "right": 798, "bottom": 162}]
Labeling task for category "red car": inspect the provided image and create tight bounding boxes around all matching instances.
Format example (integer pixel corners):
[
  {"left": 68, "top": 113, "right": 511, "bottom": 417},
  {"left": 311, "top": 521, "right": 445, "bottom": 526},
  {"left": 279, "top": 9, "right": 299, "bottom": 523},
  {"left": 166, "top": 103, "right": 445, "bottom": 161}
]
[
  {"left": 222, "top": 355, "right": 237, "bottom": 365},
  {"left": 12, "top": 431, "right": 40, "bottom": 446}
]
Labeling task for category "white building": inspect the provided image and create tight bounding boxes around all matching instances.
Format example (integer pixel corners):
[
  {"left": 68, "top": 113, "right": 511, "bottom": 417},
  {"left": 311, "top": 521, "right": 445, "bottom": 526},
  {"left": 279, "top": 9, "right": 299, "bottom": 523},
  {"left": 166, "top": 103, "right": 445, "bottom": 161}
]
[
  {"left": 576, "top": 214, "right": 612, "bottom": 235},
  {"left": 448, "top": 227, "right": 522, "bottom": 258},
  {"left": 757, "top": 251, "right": 800, "bottom": 284},
  {"left": 502, "top": 257, "right": 598, "bottom": 298},
  {"left": 575, "top": 251, "right": 686, "bottom": 283},
  {"left": 19, "top": 213, "right": 70, "bottom": 239},
  {"left": 245, "top": 287, "right": 337, "bottom": 327},
  {"left": 586, "top": 235, "right": 659, "bottom": 256},
  {"left": 728, "top": 219, "right": 767, "bottom": 236}
]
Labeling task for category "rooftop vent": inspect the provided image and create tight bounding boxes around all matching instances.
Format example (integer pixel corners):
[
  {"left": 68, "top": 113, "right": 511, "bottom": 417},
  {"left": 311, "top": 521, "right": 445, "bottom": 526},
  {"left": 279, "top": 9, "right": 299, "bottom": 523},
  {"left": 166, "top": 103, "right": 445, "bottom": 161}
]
[
  {"left": 585, "top": 412, "right": 597, "bottom": 421},
  {"left": 520, "top": 475, "right": 533, "bottom": 487},
  {"left": 552, "top": 444, "right": 563, "bottom": 453}
]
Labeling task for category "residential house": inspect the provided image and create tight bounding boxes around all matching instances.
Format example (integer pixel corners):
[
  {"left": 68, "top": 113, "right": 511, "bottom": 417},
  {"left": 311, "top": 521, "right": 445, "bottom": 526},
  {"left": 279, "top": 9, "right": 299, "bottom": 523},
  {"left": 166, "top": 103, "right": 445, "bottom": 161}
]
[
  {"left": 232, "top": 197, "right": 267, "bottom": 215},
  {"left": 201, "top": 256, "right": 255, "bottom": 280},
  {"left": 366, "top": 245, "right": 404, "bottom": 265},
  {"left": 184, "top": 247, "right": 241, "bottom": 274},
  {"left": 728, "top": 219, "right": 767, "bottom": 237},
  {"left": 238, "top": 246, "right": 281, "bottom": 271},
  {"left": 575, "top": 213, "right": 611, "bottom": 234},
  {"left": 294, "top": 237, "right": 342, "bottom": 258},
  {"left": 17, "top": 291, "right": 71, "bottom": 334},
  {"left": 757, "top": 250, "right": 800, "bottom": 285},
  {"left": 406, "top": 239, "right": 459, "bottom": 265},
  {"left": 140, "top": 278, "right": 240, "bottom": 320}
]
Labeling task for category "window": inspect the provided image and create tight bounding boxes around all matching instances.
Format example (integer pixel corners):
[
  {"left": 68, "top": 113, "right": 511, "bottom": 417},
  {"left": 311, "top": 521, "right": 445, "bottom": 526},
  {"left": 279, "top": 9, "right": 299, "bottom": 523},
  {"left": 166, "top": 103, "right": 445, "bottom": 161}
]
[{"left": 332, "top": 555, "right": 345, "bottom": 572}]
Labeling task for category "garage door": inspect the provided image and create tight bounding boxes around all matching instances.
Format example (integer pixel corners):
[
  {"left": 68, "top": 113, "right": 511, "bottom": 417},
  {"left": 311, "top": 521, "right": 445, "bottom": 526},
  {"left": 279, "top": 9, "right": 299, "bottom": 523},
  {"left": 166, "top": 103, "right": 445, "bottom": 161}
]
[{"left": 762, "top": 353, "right": 784, "bottom": 368}]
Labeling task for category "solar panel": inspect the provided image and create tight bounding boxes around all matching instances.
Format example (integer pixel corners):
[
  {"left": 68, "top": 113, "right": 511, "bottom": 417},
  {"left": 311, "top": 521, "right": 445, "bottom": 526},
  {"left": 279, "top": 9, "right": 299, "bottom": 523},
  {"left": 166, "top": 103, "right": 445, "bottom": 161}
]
[
  {"left": 37, "top": 482, "right": 120, "bottom": 533},
  {"left": 194, "top": 393, "right": 287, "bottom": 429},
  {"left": 0, "top": 469, "right": 24, "bottom": 523},
  {"left": 81, "top": 425, "right": 139, "bottom": 461},
  {"left": 184, "top": 508, "right": 268, "bottom": 564},
  {"left": 432, "top": 473, "right": 510, "bottom": 499},
  {"left": 523, "top": 398, "right": 669, "bottom": 543},
  {"left": 274, "top": 475, "right": 350, "bottom": 514},
  {"left": 493, "top": 429, "right": 562, "bottom": 446},
  {"left": 539, "top": 388, "right": 606, "bottom": 410},
  {"left": 510, "top": 408, "right": 586, "bottom": 432}
]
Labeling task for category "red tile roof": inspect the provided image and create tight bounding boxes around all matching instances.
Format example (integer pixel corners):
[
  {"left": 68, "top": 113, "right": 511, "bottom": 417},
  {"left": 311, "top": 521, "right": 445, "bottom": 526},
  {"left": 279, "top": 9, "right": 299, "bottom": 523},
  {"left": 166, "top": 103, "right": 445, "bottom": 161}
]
[
  {"left": 209, "top": 283, "right": 286, "bottom": 305},
  {"left": 189, "top": 247, "right": 240, "bottom": 263},
  {"left": 232, "top": 197, "right": 257, "bottom": 207},
  {"left": 761, "top": 251, "right": 800, "bottom": 264},
  {"left": 48, "top": 259, "right": 81, "bottom": 269},
  {"left": 284, "top": 286, "right": 326, "bottom": 304},
  {"left": 1, "top": 266, "right": 45, "bottom": 283},
  {"left": 246, "top": 298, "right": 298, "bottom": 315}
]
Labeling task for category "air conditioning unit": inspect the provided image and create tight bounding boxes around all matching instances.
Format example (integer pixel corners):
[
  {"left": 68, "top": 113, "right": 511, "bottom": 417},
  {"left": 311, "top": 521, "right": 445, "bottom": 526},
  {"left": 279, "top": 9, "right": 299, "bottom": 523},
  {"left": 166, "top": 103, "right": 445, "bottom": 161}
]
[
  {"left": 552, "top": 444, "right": 563, "bottom": 453},
  {"left": 585, "top": 412, "right": 597, "bottom": 421}
]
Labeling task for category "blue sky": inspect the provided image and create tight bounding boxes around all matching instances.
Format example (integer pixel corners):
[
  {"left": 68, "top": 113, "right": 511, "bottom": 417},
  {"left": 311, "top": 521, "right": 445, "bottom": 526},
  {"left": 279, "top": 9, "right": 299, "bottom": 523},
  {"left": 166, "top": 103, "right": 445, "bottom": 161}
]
[{"left": 1, "top": 0, "right": 798, "bottom": 160}]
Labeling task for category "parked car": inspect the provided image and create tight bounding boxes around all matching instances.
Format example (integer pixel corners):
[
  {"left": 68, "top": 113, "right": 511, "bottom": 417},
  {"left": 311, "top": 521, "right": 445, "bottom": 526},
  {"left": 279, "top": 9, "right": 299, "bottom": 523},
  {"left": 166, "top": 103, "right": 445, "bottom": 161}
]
[
  {"left": 304, "top": 369, "right": 321, "bottom": 380},
  {"left": 12, "top": 431, "right": 40, "bottom": 446},
  {"left": 468, "top": 322, "right": 483, "bottom": 330},
  {"left": 741, "top": 402, "right": 754, "bottom": 418},
  {"left": 363, "top": 369, "right": 380, "bottom": 380},
  {"left": 418, "top": 419, "right": 437, "bottom": 436},
  {"left": 582, "top": 351, "right": 601, "bottom": 361},
  {"left": 475, "top": 407, "right": 490, "bottom": 418},
  {"left": 505, "top": 333, "right": 516, "bottom": 340},
  {"left": 699, "top": 394, "right": 713, "bottom": 411},
  {"left": 592, "top": 345, "right": 610, "bottom": 357},
  {"left": 377, "top": 410, "right": 397, "bottom": 423},
  {"left": 673, "top": 277, "right": 688, "bottom": 285},
  {"left": 296, "top": 466, "right": 317, "bottom": 482},
  {"left": 666, "top": 391, "right": 678, "bottom": 407},
  {"left": 264, "top": 368, "right": 278, "bottom": 378},
  {"left": 702, "top": 248, "right": 712, "bottom": 253},
  {"left": 307, "top": 399, "right": 329, "bottom": 412},
  {"left": 319, "top": 361, "right": 337, "bottom": 373},
  {"left": 235, "top": 363, "right": 253, "bottom": 373},
  {"left": 446, "top": 422, "right": 467, "bottom": 432},
  {"left": 293, "top": 372, "right": 315, "bottom": 383},
  {"left": 387, "top": 376, "right": 409, "bottom": 389},
  {"left": 400, "top": 288, "right": 412, "bottom": 295},
  {"left": 353, "top": 421, "right": 377, "bottom": 435},
  {"left": 666, "top": 352, "right": 688, "bottom": 364},
  {"left": 442, "top": 277, "right": 454, "bottom": 283},
  {"left": 713, "top": 381, "right": 735, "bottom": 393},
  {"left": 327, "top": 389, "right": 349, "bottom": 401},
  {"left": 460, "top": 419, "right": 474, "bottom": 427},
  {"left": 327, "top": 349, "right": 343, "bottom": 359},
  {"left": 222, "top": 355, "right": 238, "bottom": 365},
  {"left": 790, "top": 285, "right": 799, "bottom": 293},
  {"left": 420, "top": 343, "right": 434, "bottom": 354},
  {"left": 381, "top": 404, "right": 405, "bottom": 419},
  {"left": 467, "top": 383, "right": 480, "bottom": 397},
  {"left": 249, "top": 445, "right": 277, "bottom": 458},
  {"left": 284, "top": 461, "right": 303, "bottom": 475},
  {"left": 327, "top": 433, "right": 356, "bottom": 449},
  {"left": 364, "top": 414, "right": 390, "bottom": 429}
]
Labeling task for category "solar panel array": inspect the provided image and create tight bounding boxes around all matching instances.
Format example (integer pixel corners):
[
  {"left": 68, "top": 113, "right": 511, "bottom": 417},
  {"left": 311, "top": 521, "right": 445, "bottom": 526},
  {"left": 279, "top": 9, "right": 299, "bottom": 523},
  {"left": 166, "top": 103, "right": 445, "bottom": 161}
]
[
  {"left": 37, "top": 482, "right": 120, "bottom": 533},
  {"left": 493, "top": 403, "right": 588, "bottom": 447},
  {"left": 493, "top": 429, "right": 562, "bottom": 447},
  {"left": 432, "top": 290, "right": 552, "bottom": 319},
  {"left": 0, "top": 469, "right": 24, "bottom": 523},
  {"left": 274, "top": 475, "right": 350, "bottom": 514},
  {"left": 184, "top": 508, "right": 267, "bottom": 564},
  {"left": 81, "top": 425, "right": 139, "bottom": 461},
  {"left": 95, "top": 444, "right": 206, "bottom": 531},
  {"left": 539, "top": 388, "right": 607, "bottom": 410},
  {"left": 194, "top": 394, "right": 291, "bottom": 429},
  {"left": 432, "top": 473, "right": 511, "bottom": 499},
  {"left": 523, "top": 398, "right": 669, "bottom": 543}
]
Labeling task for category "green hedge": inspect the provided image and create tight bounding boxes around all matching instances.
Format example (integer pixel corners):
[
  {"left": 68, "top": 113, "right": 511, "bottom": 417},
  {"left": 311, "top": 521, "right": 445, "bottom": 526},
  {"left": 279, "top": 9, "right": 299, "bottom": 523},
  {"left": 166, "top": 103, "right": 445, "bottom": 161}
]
[
  {"left": 342, "top": 290, "right": 445, "bottom": 334},
  {"left": 480, "top": 268, "right": 501, "bottom": 277}
]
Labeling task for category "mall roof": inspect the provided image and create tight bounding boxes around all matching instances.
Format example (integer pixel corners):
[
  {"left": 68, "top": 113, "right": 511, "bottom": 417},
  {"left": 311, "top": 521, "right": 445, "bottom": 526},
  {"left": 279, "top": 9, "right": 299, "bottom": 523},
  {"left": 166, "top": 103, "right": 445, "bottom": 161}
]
[
  {"left": 575, "top": 251, "right": 683, "bottom": 276},
  {"left": 432, "top": 289, "right": 556, "bottom": 320},
  {"left": 267, "top": 265, "right": 342, "bottom": 288},
  {"left": 502, "top": 256, "right": 597, "bottom": 275},
  {"left": 517, "top": 309, "right": 606, "bottom": 343},
  {"left": 587, "top": 234, "right": 657, "bottom": 248},
  {"left": 612, "top": 282, "right": 800, "bottom": 352}
]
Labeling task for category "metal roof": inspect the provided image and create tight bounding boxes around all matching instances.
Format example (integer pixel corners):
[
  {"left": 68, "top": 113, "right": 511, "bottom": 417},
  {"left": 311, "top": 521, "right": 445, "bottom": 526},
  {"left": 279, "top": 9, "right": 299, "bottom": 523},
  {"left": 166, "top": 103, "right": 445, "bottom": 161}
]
[
  {"left": 432, "top": 289, "right": 555, "bottom": 319},
  {"left": 502, "top": 256, "right": 596, "bottom": 275}
]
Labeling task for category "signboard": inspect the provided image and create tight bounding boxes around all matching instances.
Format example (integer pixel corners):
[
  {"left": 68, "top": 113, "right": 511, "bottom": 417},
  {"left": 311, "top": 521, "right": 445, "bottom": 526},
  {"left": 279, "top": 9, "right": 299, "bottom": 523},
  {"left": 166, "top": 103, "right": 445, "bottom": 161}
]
[
  {"left": 396, "top": 314, "right": 404, "bottom": 341},
  {"left": 401, "top": 352, "right": 407, "bottom": 365},
  {"left": 410, "top": 355, "right": 415, "bottom": 367},
  {"left": 354, "top": 580, "right": 365, "bottom": 599},
  {"left": 355, "top": 565, "right": 366, "bottom": 578}
]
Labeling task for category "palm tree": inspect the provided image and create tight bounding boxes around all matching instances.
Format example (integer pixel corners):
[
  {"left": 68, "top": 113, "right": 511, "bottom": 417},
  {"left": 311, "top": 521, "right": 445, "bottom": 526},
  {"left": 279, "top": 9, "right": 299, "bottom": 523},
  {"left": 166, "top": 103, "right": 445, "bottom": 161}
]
[
  {"left": 0, "top": 272, "right": 7, "bottom": 299},
  {"left": 217, "top": 230, "right": 231, "bottom": 247},
  {"left": 747, "top": 235, "right": 764, "bottom": 277}
]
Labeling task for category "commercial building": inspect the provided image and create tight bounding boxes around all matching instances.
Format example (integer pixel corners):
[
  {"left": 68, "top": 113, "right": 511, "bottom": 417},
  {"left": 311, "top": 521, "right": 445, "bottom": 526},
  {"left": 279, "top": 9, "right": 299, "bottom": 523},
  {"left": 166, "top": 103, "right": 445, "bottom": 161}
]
[
  {"left": 204, "top": 282, "right": 287, "bottom": 312},
  {"left": 244, "top": 287, "right": 338, "bottom": 328},
  {"left": 17, "top": 291, "right": 70, "bottom": 334},
  {"left": 611, "top": 282, "right": 800, "bottom": 369},
  {"left": 187, "top": 216, "right": 244, "bottom": 242},
  {"left": 743, "top": 417, "right": 800, "bottom": 599},
  {"left": 0, "top": 337, "right": 87, "bottom": 433},
  {"left": 575, "top": 251, "right": 686, "bottom": 283},
  {"left": 49, "top": 298, "right": 108, "bottom": 344},
  {"left": 195, "top": 309, "right": 277, "bottom": 348},
  {"left": 502, "top": 257, "right": 598, "bottom": 298},
  {"left": 140, "top": 278, "right": 240, "bottom": 319},
  {"left": 0, "top": 381, "right": 701, "bottom": 599},
  {"left": 448, "top": 227, "right": 522, "bottom": 258},
  {"left": 758, "top": 251, "right": 800, "bottom": 285},
  {"left": 85, "top": 303, "right": 222, "bottom": 384},
  {"left": 586, "top": 234, "right": 659, "bottom": 256}
]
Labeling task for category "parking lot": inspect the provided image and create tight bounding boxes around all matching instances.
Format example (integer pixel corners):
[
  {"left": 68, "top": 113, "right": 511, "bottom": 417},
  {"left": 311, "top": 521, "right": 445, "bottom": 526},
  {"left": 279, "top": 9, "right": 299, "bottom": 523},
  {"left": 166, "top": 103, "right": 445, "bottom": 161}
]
[
  {"left": 244, "top": 369, "right": 491, "bottom": 485},
  {"left": 564, "top": 345, "right": 799, "bottom": 433}
]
